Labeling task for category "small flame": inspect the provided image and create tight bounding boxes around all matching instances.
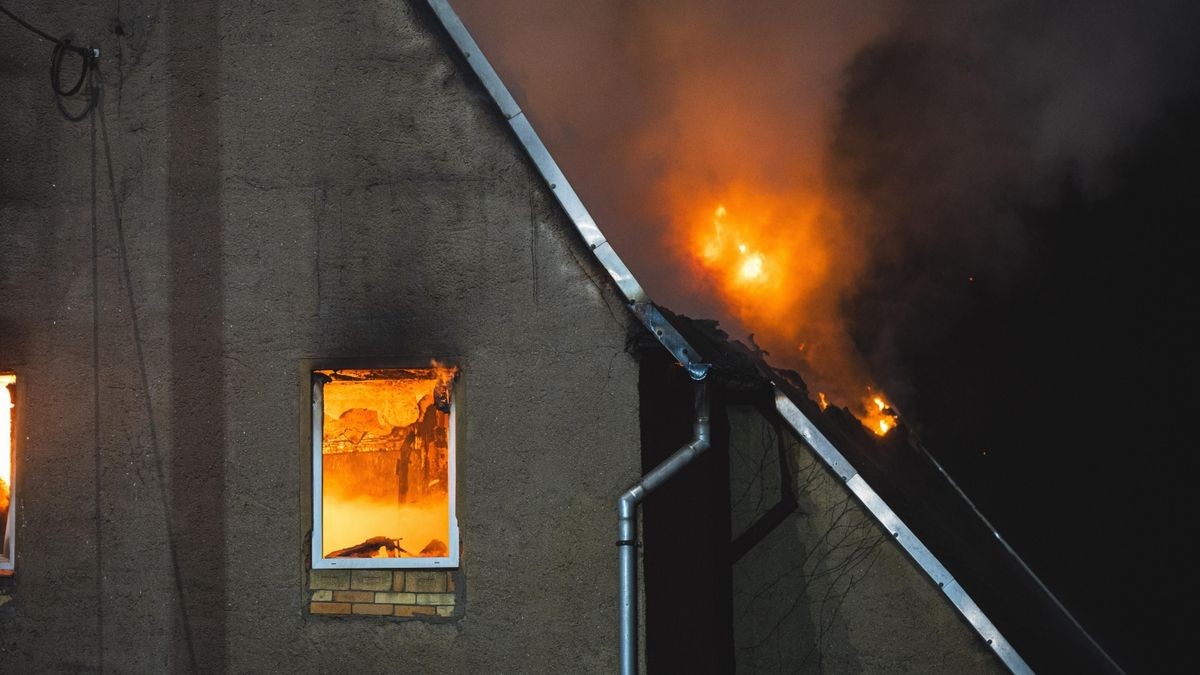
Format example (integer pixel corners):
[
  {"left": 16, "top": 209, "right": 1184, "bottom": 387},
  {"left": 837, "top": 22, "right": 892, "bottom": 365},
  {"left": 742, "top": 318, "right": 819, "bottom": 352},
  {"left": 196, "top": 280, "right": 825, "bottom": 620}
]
[
  {"left": 862, "top": 391, "right": 898, "bottom": 437},
  {"left": 818, "top": 392, "right": 829, "bottom": 410}
]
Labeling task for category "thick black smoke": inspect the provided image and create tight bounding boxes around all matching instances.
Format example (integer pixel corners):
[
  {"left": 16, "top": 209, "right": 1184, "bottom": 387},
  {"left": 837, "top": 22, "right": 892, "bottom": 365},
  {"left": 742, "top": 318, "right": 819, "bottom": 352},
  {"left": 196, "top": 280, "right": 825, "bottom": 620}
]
[{"left": 830, "top": 0, "right": 1200, "bottom": 403}]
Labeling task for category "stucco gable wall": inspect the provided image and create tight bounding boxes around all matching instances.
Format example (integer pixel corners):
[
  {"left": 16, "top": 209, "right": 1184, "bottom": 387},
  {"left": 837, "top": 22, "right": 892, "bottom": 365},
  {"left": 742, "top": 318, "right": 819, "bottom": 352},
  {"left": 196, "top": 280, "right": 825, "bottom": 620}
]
[{"left": 0, "top": 1, "right": 638, "bottom": 672}]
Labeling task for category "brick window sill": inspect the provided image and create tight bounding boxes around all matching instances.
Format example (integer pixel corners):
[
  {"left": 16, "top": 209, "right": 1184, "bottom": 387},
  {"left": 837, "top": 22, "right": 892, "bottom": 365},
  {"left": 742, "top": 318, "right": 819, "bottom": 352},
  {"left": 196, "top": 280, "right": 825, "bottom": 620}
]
[{"left": 308, "top": 568, "right": 461, "bottom": 619}]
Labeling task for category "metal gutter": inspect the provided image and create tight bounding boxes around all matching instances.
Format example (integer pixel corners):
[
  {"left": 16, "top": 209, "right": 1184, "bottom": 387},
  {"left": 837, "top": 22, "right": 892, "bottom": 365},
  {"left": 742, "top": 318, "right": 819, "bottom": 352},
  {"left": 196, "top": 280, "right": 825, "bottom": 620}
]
[
  {"left": 618, "top": 381, "right": 710, "bottom": 675},
  {"left": 421, "top": 1, "right": 1032, "bottom": 672}
]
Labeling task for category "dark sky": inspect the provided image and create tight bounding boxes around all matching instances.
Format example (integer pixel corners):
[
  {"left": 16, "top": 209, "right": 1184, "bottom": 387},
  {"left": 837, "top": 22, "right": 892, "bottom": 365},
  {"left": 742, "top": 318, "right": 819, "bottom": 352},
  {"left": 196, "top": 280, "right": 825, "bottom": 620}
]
[{"left": 456, "top": 1, "right": 1200, "bottom": 672}]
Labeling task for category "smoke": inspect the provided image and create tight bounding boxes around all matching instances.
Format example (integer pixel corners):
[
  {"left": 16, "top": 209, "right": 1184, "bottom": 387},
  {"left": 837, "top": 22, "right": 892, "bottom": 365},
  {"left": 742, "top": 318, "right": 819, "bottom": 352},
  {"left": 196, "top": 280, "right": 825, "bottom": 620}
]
[
  {"left": 454, "top": 0, "right": 896, "bottom": 402},
  {"left": 452, "top": 0, "right": 1200, "bottom": 406},
  {"left": 829, "top": 0, "right": 1200, "bottom": 401}
]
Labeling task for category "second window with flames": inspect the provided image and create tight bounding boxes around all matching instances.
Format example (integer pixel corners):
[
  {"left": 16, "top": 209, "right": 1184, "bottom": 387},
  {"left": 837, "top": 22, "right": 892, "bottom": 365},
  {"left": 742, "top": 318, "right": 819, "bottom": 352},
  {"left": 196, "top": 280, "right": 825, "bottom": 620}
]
[{"left": 311, "top": 367, "right": 459, "bottom": 569}]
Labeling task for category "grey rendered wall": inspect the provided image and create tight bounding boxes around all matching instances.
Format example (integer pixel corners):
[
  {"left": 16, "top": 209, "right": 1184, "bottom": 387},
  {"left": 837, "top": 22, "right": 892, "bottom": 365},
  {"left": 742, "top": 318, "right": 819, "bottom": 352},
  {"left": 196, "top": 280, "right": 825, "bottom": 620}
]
[
  {"left": 728, "top": 405, "right": 1005, "bottom": 673},
  {"left": 0, "top": 1, "right": 640, "bottom": 672}
]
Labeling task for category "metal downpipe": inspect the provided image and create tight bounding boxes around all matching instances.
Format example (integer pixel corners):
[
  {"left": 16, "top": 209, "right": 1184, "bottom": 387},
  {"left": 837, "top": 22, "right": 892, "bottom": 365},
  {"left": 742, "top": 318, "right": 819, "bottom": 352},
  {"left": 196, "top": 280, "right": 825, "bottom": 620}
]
[{"left": 618, "top": 380, "right": 710, "bottom": 675}]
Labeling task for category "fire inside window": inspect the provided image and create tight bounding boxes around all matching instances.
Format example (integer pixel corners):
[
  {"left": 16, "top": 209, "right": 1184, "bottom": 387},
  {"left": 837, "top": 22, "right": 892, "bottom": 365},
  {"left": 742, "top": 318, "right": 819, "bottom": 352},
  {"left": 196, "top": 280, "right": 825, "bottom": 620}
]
[
  {"left": 1, "top": 373, "right": 15, "bottom": 572},
  {"left": 312, "top": 367, "right": 459, "bottom": 569}
]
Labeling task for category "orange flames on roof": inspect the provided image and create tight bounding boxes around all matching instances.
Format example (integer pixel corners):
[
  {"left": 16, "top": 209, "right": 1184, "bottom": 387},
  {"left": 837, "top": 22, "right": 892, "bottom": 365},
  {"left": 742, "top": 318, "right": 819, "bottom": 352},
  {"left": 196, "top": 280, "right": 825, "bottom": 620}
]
[
  {"left": 690, "top": 199, "right": 832, "bottom": 341},
  {"left": 863, "top": 394, "right": 899, "bottom": 436},
  {"left": 685, "top": 198, "right": 898, "bottom": 437}
]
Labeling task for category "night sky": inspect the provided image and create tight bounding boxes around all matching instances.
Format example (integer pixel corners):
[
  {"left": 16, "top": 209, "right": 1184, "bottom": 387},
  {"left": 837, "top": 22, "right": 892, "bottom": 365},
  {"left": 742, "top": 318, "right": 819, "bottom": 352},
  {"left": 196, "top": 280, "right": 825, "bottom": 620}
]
[{"left": 456, "top": 1, "right": 1200, "bottom": 672}]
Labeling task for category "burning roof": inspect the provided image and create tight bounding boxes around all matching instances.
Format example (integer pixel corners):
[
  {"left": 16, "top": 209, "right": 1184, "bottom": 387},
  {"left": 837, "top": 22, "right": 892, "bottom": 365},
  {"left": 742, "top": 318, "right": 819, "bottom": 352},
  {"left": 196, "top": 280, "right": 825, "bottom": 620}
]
[{"left": 423, "top": 1, "right": 1118, "bottom": 671}]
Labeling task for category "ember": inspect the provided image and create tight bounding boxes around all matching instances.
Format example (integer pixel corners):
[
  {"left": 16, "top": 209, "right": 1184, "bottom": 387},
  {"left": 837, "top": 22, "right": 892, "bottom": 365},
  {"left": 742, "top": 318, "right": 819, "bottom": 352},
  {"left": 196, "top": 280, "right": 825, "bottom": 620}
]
[{"left": 316, "top": 367, "right": 456, "bottom": 561}]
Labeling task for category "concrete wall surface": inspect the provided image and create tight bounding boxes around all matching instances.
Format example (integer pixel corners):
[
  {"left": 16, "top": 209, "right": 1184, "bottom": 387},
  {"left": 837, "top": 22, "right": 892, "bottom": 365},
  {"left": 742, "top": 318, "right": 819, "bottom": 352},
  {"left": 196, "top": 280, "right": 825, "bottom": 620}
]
[{"left": 0, "top": 1, "right": 641, "bottom": 671}]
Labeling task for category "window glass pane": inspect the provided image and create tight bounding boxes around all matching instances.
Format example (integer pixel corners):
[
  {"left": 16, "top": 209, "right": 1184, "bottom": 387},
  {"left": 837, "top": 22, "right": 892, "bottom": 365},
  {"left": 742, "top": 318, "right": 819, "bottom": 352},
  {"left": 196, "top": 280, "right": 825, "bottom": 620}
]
[
  {"left": 317, "top": 368, "right": 454, "bottom": 562},
  {"left": 1, "top": 373, "right": 14, "bottom": 563}
]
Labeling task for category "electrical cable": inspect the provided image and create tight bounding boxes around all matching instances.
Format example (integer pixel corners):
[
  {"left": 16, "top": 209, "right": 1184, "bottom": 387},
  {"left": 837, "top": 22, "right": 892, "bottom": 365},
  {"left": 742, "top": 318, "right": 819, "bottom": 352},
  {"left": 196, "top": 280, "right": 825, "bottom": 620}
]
[
  {"left": 0, "top": 4, "right": 90, "bottom": 56},
  {"left": 52, "top": 39, "right": 89, "bottom": 96},
  {"left": 1, "top": 3, "right": 98, "bottom": 121},
  {"left": 911, "top": 436, "right": 1128, "bottom": 675}
]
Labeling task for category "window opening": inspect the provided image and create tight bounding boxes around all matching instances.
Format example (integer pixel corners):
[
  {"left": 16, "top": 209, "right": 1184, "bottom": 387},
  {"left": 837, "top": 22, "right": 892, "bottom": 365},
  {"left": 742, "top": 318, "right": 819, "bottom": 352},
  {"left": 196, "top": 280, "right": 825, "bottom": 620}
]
[
  {"left": 1, "top": 372, "right": 16, "bottom": 572},
  {"left": 312, "top": 367, "right": 459, "bottom": 569}
]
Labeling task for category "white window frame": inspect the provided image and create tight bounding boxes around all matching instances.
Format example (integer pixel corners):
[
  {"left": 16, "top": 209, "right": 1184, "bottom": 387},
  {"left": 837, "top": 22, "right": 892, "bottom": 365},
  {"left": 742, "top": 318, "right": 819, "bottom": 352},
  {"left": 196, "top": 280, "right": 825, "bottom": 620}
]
[
  {"left": 310, "top": 370, "right": 460, "bottom": 569},
  {"left": 1, "top": 372, "right": 16, "bottom": 573}
]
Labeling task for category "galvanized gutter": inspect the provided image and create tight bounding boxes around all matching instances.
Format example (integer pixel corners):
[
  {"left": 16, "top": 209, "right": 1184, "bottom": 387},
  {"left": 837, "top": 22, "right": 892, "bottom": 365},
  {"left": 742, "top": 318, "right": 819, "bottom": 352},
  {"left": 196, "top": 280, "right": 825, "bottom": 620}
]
[
  {"left": 617, "top": 381, "right": 710, "bottom": 675},
  {"left": 421, "top": 1, "right": 1031, "bottom": 673}
]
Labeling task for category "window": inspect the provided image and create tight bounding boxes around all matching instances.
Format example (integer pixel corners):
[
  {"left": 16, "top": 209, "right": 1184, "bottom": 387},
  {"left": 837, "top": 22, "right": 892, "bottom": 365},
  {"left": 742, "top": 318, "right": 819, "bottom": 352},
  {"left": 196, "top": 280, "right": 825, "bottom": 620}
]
[
  {"left": 311, "top": 367, "right": 459, "bottom": 569},
  {"left": 1, "top": 372, "right": 15, "bottom": 572}
]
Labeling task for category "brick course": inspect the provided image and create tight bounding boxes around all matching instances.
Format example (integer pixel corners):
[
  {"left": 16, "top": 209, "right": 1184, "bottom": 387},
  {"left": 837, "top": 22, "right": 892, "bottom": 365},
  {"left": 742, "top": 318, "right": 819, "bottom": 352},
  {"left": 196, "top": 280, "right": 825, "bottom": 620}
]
[
  {"left": 309, "top": 570, "right": 351, "bottom": 590},
  {"left": 405, "top": 571, "right": 447, "bottom": 593},
  {"left": 395, "top": 605, "right": 436, "bottom": 617},
  {"left": 351, "top": 570, "right": 392, "bottom": 591},
  {"left": 310, "top": 602, "right": 352, "bottom": 615},
  {"left": 333, "top": 590, "right": 374, "bottom": 603},
  {"left": 352, "top": 603, "right": 395, "bottom": 616},
  {"left": 374, "top": 592, "right": 417, "bottom": 604}
]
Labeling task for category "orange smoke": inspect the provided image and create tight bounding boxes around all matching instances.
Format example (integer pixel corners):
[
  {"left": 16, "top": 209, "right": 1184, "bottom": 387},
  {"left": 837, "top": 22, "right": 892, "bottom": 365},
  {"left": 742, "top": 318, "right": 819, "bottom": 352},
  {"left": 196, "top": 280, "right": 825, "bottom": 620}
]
[{"left": 448, "top": 0, "right": 900, "bottom": 437}]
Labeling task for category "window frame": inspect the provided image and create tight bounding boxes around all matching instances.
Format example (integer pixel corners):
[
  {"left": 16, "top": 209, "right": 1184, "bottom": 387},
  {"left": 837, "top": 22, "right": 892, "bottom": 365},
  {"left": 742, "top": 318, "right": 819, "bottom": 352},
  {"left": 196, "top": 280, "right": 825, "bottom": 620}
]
[
  {"left": 309, "top": 368, "right": 460, "bottom": 570},
  {"left": 1, "top": 371, "right": 17, "bottom": 573}
]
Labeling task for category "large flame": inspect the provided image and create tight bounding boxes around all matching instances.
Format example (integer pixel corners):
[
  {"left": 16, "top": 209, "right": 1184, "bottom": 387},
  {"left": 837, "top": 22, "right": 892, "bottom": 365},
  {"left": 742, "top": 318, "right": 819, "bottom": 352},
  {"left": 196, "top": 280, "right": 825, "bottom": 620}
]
[
  {"left": 685, "top": 198, "right": 899, "bottom": 436},
  {"left": 1, "top": 374, "right": 14, "bottom": 521},
  {"left": 688, "top": 197, "right": 834, "bottom": 345}
]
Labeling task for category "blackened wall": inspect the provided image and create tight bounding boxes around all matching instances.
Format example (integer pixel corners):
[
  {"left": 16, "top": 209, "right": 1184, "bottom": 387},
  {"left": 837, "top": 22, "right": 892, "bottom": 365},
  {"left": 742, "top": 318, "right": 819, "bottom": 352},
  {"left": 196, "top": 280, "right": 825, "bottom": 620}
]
[
  {"left": 640, "top": 354, "right": 1005, "bottom": 673},
  {"left": 0, "top": 1, "right": 641, "bottom": 671},
  {"left": 727, "top": 404, "right": 1004, "bottom": 673},
  {"left": 639, "top": 356, "right": 734, "bottom": 674}
]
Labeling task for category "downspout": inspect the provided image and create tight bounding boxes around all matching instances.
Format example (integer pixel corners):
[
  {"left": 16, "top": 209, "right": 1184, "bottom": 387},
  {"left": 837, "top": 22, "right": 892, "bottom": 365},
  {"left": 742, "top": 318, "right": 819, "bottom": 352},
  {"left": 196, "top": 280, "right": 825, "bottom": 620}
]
[{"left": 618, "top": 377, "right": 711, "bottom": 675}]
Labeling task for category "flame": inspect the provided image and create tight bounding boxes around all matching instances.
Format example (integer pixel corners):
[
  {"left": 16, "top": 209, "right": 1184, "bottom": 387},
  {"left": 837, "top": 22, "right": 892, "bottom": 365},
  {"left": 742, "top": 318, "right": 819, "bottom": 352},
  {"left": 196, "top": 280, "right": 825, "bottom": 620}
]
[
  {"left": 680, "top": 193, "right": 863, "bottom": 395},
  {"left": 686, "top": 197, "right": 896, "bottom": 432},
  {"left": 1, "top": 374, "right": 13, "bottom": 520},
  {"left": 861, "top": 392, "right": 898, "bottom": 437},
  {"left": 697, "top": 203, "right": 780, "bottom": 291}
]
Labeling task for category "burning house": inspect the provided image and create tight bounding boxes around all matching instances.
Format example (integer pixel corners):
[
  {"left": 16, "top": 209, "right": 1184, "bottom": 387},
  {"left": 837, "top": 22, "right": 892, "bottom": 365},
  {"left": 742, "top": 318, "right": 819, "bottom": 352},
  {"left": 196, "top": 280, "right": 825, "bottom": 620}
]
[{"left": 1, "top": 0, "right": 1120, "bottom": 673}]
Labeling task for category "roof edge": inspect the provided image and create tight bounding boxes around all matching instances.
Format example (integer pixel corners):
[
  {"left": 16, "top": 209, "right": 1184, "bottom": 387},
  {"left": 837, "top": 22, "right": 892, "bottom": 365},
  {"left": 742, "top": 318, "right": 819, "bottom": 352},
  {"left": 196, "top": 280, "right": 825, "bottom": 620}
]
[
  {"left": 774, "top": 389, "right": 1033, "bottom": 674},
  {"left": 423, "top": 0, "right": 708, "bottom": 376}
]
